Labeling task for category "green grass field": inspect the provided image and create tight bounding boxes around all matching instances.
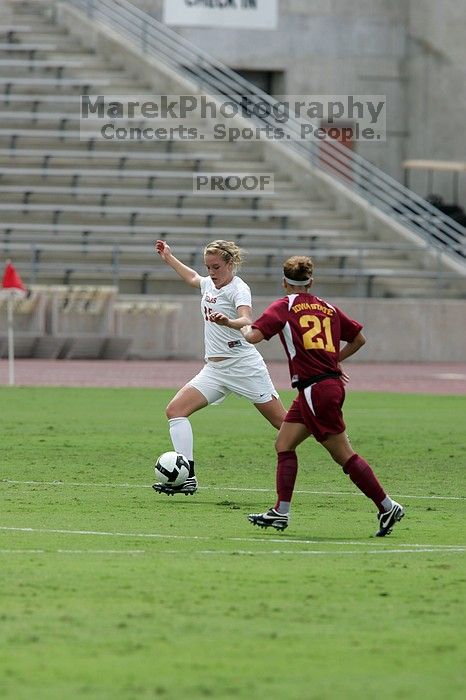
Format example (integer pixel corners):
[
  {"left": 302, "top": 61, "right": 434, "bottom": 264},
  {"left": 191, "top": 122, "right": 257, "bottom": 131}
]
[{"left": 1, "top": 387, "right": 465, "bottom": 700}]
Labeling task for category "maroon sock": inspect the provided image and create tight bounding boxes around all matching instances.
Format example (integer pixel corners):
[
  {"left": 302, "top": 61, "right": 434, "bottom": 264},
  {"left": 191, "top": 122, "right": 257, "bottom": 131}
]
[
  {"left": 274, "top": 450, "right": 298, "bottom": 508},
  {"left": 343, "top": 453, "right": 387, "bottom": 510}
]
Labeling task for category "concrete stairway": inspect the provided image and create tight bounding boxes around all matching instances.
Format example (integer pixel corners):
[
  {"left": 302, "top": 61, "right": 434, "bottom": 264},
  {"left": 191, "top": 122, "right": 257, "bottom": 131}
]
[{"left": 0, "top": 0, "right": 464, "bottom": 299}]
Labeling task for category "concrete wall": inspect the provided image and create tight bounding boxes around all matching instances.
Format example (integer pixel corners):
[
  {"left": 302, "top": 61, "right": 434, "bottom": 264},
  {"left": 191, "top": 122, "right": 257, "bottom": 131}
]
[
  {"left": 137, "top": 295, "right": 466, "bottom": 362},
  {"left": 130, "top": 0, "right": 466, "bottom": 197},
  {"left": 405, "top": 0, "right": 466, "bottom": 202},
  {"left": 130, "top": 0, "right": 408, "bottom": 181}
]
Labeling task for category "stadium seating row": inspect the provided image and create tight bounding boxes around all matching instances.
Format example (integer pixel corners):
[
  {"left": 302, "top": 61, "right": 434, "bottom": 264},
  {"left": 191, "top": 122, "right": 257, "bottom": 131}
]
[
  {"left": 0, "top": 153, "right": 223, "bottom": 170},
  {"left": 0, "top": 201, "right": 312, "bottom": 227},
  {"left": 0, "top": 284, "right": 181, "bottom": 359},
  {"left": 0, "top": 222, "right": 359, "bottom": 243},
  {"left": 2, "top": 238, "right": 462, "bottom": 297}
]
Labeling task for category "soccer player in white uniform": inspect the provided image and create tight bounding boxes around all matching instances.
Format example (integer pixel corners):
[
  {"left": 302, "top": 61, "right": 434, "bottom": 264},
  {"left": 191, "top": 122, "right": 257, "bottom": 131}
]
[{"left": 153, "top": 239, "right": 286, "bottom": 495}]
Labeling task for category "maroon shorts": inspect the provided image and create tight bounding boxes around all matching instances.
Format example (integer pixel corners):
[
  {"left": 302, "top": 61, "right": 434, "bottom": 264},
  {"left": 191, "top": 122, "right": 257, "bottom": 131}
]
[{"left": 284, "top": 378, "right": 346, "bottom": 442}]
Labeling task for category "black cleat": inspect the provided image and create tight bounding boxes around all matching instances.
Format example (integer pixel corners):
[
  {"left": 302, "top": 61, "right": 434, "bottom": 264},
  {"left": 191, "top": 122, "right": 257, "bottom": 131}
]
[
  {"left": 376, "top": 501, "right": 405, "bottom": 536},
  {"left": 152, "top": 476, "right": 198, "bottom": 496},
  {"left": 248, "top": 508, "right": 289, "bottom": 531}
]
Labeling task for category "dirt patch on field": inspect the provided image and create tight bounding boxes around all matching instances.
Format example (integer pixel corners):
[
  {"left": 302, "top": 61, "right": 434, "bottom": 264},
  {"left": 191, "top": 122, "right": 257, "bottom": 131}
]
[{"left": 1, "top": 360, "right": 465, "bottom": 394}]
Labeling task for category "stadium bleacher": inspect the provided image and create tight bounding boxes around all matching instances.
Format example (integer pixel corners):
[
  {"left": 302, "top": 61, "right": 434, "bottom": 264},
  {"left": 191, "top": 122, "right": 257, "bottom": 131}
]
[{"left": 0, "top": 0, "right": 465, "bottom": 325}]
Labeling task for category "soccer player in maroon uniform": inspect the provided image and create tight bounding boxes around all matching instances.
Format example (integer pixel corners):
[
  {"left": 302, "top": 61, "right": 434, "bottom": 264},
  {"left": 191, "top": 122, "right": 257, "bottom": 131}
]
[{"left": 241, "top": 255, "right": 404, "bottom": 536}]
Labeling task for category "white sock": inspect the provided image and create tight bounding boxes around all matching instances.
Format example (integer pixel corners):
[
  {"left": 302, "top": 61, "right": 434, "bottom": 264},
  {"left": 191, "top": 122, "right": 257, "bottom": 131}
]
[
  {"left": 381, "top": 496, "right": 394, "bottom": 512},
  {"left": 168, "top": 417, "right": 193, "bottom": 461},
  {"left": 276, "top": 501, "right": 290, "bottom": 515}
]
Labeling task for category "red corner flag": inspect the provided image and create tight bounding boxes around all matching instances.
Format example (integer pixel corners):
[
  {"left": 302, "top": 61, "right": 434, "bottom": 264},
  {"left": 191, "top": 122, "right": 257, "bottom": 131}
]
[{"left": 2, "top": 260, "right": 26, "bottom": 291}]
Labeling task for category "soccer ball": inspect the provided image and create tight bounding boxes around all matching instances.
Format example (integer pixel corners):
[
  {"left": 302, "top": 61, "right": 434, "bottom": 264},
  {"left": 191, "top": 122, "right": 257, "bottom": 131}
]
[{"left": 154, "top": 451, "right": 190, "bottom": 486}]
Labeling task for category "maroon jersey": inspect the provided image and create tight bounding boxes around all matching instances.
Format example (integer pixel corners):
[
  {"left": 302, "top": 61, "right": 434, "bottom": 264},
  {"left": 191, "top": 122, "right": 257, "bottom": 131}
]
[{"left": 252, "top": 293, "right": 363, "bottom": 386}]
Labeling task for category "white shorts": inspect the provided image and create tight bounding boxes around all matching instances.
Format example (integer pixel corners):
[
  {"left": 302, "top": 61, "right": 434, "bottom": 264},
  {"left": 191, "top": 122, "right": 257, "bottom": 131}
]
[{"left": 188, "top": 355, "right": 279, "bottom": 405}]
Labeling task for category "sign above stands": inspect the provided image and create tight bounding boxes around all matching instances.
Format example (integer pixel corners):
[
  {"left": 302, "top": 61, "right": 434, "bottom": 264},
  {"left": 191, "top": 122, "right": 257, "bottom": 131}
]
[{"left": 163, "top": 0, "right": 278, "bottom": 30}]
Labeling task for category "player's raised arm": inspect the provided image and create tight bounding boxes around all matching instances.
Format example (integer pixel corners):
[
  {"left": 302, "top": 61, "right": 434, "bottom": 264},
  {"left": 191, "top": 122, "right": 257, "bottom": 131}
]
[{"left": 155, "top": 240, "right": 201, "bottom": 288}]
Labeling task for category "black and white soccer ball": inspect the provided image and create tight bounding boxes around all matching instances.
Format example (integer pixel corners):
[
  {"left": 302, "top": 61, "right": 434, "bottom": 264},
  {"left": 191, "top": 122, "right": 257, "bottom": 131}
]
[{"left": 154, "top": 451, "right": 190, "bottom": 486}]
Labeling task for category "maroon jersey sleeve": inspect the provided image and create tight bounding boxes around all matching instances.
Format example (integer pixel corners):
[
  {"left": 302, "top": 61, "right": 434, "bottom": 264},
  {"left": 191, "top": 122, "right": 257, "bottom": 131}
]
[
  {"left": 335, "top": 306, "right": 364, "bottom": 342},
  {"left": 252, "top": 298, "right": 287, "bottom": 340}
]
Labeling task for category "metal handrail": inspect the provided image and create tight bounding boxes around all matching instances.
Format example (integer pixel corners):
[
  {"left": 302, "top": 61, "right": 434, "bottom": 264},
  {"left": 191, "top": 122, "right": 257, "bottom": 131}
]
[{"left": 60, "top": 0, "right": 466, "bottom": 266}]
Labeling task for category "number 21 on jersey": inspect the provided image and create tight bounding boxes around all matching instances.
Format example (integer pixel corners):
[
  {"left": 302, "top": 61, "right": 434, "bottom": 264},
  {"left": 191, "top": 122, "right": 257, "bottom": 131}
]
[{"left": 299, "top": 314, "right": 336, "bottom": 353}]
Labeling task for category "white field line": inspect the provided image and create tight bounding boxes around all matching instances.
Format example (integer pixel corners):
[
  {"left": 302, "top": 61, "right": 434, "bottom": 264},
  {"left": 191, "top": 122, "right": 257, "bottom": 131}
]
[
  {"left": 0, "top": 549, "right": 144, "bottom": 555},
  {"left": 1, "top": 545, "right": 463, "bottom": 557},
  {"left": 1, "top": 479, "right": 464, "bottom": 501},
  {"left": 434, "top": 373, "right": 466, "bottom": 380},
  {"left": 193, "top": 548, "right": 466, "bottom": 556},
  {"left": 1, "top": 526, "right": 465, "bottom": 554},
  {"left": 0, "top": 526, "right": 210, "bottom": 541}
]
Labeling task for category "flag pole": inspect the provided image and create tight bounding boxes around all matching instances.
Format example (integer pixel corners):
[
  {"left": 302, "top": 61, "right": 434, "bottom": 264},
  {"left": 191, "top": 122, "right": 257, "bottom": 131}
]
[
  {"left": 7, "top": 293, "right": 15, "bottom": 386},
  {"left": 2, "top": 260, "right": 28, "bottom": 386}
]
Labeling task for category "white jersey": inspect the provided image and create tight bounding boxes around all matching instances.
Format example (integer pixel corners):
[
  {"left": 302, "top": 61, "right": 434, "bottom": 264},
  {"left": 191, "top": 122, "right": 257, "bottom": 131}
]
[{"left": 199, "top": 275, "right": 260, "bottom": 360}]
